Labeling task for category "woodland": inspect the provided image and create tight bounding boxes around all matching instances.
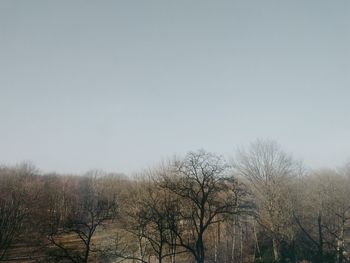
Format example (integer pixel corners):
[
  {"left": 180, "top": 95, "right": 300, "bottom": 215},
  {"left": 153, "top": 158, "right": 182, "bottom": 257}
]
[{"left": 1, "top": 140, "right": 349, "bottom": 263}]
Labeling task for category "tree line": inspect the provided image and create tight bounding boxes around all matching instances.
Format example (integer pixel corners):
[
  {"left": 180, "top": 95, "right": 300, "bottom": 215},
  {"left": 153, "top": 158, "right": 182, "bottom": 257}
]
[{"left": 0, "top": 140, "right": 349, "bottom": 263}]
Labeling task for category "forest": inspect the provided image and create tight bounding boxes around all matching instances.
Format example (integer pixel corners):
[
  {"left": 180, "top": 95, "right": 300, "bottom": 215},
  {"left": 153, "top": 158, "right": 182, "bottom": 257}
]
[{"left": 0, "top": 140, "right": 349, "bottom": 263}]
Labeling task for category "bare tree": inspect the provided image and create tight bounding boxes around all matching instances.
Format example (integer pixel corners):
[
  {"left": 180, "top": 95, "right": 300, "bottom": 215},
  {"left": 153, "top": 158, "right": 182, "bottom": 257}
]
[
  {"left": 48, "top": 175, "right": 118, "bottom": 263},
  {"left": 0, "top": 163, "right": 37, "bottom": 260},
  {"left": 294, "top": 171, "right": 350, "bottom": 263},
  {"left": 159, "top": 150, "right": 248, "bottom": 263},
  {"left": 0, "top": 194, "right": 27, "bottom": 260},
  {"left": 233, "top": 139, "right": 302, "bottom": 262}
]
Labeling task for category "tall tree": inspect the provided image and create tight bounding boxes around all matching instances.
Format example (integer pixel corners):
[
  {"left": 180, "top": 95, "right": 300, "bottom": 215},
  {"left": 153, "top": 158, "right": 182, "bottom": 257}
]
[
  {"left": 234, "top": 139, "right": 301, "bottom": 262},
  {"left": 159, "top": 150, "right": 247, "bottom": 263}
]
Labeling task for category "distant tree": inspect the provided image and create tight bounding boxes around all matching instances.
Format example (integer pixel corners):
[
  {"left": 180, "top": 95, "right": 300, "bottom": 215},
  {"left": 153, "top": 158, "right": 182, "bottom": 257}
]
[
  {"left": 48, "top": 175, "right": 118, "bottom": 263},
  {"left": 0, "top": 163, "right": 37, "bottom": 260},
  {"left": 123, "top": 176, "right": 184, "bottom": 263},
  {"left": 294, "top": 171, "right": 350, "bottom": 263},
  {"left": 0, "top": 193, "right": 27, "bottom": 260}
]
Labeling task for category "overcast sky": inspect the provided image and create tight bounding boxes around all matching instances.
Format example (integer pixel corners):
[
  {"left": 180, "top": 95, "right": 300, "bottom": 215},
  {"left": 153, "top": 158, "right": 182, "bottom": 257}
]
[{"left": 1, "top": 1, "right": 349, "bottom": 174}]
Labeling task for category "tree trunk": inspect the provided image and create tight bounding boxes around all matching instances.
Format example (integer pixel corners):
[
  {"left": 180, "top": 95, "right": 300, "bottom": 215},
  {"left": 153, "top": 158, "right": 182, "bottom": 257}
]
[
  {"left": 317, "top": 214, "right": 324, "bottom": 263},
  {"left": 214, "top": 222, "right": 221, "bottom": 263},
  {"left": 231, "top": 220, "right": 236, "bottom": 263},
  {"left": 337, "top": 219, "right": 345, "bottom": 263},
  {"left": 240, "top": 226, "right": 243, "bottom": 263},
  {"left": 253, "top": 221, "right": 261, "bottom": 262},
  {"left": 272, "top": 237, "right": 280, "bottom": 263},
  {"left": 196, "top": 235, "right": 205, "bottom": 263},
  {"left": 169, "top": 239, "right": 176, "bottom": 263},
  {"left": 83, "top": 233, "right": 92, "bottom": 263}
]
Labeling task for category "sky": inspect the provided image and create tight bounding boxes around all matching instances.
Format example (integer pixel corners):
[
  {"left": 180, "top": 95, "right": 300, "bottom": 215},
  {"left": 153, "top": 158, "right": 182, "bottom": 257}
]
[{"left": 0, "top": 1, "right": 349, "bottom": 174}]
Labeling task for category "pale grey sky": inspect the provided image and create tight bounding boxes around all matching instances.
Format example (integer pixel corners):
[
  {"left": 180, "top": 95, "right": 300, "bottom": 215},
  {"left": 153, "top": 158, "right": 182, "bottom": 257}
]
[{"left": 1, "top": 1, "right": 349, "bottom": 174}]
